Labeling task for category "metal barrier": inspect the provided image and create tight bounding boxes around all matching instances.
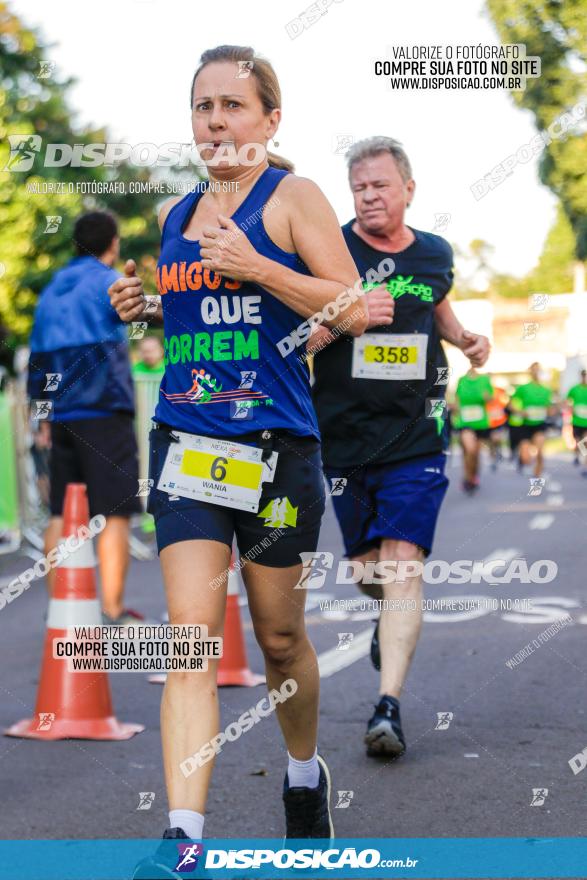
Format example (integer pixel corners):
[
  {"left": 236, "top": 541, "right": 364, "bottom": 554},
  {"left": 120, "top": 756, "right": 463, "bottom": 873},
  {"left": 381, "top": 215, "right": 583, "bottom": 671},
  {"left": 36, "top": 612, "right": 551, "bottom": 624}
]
[{"left": 0, "top": 378, "right": 46, "bottom": 559}]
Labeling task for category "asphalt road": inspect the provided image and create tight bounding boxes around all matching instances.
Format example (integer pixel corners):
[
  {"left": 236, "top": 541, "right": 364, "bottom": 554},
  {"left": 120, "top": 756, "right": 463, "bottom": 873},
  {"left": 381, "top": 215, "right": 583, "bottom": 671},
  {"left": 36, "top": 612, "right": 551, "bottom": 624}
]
[{"left": 1, "top": 449, "right": 586, "bottom": 878}]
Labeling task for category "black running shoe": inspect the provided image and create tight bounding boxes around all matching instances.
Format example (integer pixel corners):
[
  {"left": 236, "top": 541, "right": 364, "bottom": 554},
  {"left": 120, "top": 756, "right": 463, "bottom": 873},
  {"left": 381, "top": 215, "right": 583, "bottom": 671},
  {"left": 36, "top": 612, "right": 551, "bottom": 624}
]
[
  {"left": 370, "top": 618, "right": 381, "bottom": 671},
  {"left": 133, "top": 827, "right": 204, "bottom": 879},
  {"left": 283, "top": 755, "right": 334, "bottom": 839},
  {"left": 365, "top": 695, "right": 406, "bottom": 757}
]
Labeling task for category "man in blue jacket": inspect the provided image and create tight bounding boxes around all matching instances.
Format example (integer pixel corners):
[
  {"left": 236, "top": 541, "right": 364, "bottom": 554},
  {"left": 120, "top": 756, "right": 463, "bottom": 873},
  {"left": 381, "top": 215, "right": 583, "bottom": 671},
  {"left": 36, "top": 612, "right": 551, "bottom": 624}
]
[{"left": 27, "top": 212, "right": 143, "bottom": 625}]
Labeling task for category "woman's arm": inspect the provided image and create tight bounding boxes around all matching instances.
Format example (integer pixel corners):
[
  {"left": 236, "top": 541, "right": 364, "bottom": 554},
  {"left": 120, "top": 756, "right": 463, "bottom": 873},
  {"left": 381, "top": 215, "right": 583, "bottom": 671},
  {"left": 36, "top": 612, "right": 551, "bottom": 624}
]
[{"left": 199, "top": 177, "right": 368, "bottom": 337}]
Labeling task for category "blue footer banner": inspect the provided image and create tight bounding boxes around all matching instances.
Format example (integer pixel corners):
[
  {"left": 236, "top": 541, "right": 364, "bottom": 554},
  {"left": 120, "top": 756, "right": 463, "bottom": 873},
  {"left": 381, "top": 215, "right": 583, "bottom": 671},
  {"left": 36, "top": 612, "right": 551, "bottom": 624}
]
[{"left": 0, "top": 838, "right": 586, "bottom": 879}]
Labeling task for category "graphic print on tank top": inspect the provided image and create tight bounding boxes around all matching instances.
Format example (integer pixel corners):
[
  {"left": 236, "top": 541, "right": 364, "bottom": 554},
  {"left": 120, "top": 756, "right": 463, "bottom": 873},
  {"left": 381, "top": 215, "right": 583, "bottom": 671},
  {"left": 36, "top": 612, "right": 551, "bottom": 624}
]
[{"left": 154, "top": 167, "right": 320, "bottom": 439}]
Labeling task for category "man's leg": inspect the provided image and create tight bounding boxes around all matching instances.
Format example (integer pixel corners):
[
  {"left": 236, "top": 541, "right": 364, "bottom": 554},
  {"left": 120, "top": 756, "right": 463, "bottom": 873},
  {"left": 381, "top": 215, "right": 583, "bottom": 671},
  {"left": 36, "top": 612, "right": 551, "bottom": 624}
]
[
  {"left": 44, "top": 516, "right": 63, "bottom": 595},
  {"left": 96, "top": 516, "right": 132, "bottom": 620},
  {"left": 518, "top": 438, "right": 532, "bottom": 468},
  {"left": 532, "top": 431, "right": 546, "bottom": 478},
  {"left": 377, "top": 539, "right": 424, "bottom": 699},
  {"left": 460, "top": 429, "right": 479, "bottom": 484}
]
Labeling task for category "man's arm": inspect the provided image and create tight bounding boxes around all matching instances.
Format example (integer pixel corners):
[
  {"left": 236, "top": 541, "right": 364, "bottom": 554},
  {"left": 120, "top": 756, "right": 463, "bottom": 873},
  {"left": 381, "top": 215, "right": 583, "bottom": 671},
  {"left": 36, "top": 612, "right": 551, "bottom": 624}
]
[{"left": 434, "top": 298, "right": 490, "bottom": 367}]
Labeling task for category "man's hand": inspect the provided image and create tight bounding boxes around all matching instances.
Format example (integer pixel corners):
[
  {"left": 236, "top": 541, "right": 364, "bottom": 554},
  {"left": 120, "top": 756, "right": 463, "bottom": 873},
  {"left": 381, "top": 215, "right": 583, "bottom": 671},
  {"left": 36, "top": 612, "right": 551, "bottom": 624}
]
[
  {"left": 108, "top": 260, "right": 147, "bottom": 322},
  {"left": 364, "top": 285, "right": 394, "bottom": 329},
  {"left": 460, "top": 329, "right": 490, "bottom": 367}
]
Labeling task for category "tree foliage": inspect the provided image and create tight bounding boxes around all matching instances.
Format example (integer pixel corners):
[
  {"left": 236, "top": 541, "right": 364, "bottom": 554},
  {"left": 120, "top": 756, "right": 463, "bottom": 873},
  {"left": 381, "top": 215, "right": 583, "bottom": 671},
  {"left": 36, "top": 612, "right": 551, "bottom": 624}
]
[
  {"left": 486, "top": 0, "right": 587, "bottom": 259},
  {"left": 0, "top": 3, "right": 196, "bottom": 359}
]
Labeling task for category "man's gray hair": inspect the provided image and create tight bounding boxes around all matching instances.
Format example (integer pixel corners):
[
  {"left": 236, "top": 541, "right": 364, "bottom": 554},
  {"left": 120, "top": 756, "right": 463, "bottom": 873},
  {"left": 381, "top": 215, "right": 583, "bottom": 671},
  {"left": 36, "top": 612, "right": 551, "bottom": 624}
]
[{"left": 346, "top": 137, "right": 413, "bottom": 183}]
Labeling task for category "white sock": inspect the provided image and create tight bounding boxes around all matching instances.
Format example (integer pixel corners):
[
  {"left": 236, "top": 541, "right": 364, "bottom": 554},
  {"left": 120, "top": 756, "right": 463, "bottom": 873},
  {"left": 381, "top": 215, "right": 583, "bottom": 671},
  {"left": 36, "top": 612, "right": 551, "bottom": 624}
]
[
  {"left": 287, "top": 749, "right": 319, "bottom": 789},
  {"left": 168, "top": 809, "right": 205, "bottom": 840}
]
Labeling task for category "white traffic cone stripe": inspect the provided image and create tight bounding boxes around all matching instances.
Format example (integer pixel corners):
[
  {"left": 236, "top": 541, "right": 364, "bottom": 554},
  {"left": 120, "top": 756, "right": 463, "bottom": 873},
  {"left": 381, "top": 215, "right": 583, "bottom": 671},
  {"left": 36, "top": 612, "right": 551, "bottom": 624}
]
[
  {"left": 47, "top": 598, "right": 102, "bottom": 629},
  {"left": 56, "top": 537, "right": 96, "bottom": 570}
]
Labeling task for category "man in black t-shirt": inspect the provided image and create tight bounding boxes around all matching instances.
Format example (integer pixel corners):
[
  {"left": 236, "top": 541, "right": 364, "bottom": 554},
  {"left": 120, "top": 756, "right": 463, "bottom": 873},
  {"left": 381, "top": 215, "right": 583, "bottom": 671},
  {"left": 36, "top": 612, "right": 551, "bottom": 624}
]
[{"left": 309, "top": 137, "right": 490, "bottom": 758}]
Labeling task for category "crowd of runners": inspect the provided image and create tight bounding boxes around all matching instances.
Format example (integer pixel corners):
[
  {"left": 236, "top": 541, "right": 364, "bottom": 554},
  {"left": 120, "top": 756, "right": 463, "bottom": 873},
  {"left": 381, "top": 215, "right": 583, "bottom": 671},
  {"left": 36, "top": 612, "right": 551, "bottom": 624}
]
[
  {"left": 451, "top": 363, "right": 587, "bottom": 492},
  {"left": 22, "top": 42, "right": 587, "bottom": 878}
]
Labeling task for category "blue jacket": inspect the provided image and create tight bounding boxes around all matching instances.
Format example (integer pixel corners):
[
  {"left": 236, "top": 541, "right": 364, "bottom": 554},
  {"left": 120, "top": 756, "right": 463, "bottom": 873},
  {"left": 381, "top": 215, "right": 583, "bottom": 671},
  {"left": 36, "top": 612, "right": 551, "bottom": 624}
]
[{"left": 27, "top": 256, "right": 134, "bottom": 420}]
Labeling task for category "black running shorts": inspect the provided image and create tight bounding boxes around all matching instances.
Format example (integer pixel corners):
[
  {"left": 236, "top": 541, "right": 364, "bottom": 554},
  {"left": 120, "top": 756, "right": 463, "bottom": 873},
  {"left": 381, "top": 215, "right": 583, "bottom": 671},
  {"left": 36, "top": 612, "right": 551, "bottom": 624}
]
[
  {"left": 147, "top": 425, "right": 326, "bottom": 566},
  {"left": 49, "top": 413, "right": 142, "bottom": 518}
]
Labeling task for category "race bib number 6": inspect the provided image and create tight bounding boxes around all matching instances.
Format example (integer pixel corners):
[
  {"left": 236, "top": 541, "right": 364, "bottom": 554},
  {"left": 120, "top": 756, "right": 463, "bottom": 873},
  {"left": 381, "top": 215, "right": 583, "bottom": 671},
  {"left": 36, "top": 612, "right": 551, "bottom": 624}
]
[
  {"left": 352, "top": 333, "right": 427, "bottom": 380},
  {"left": 158, "top": 432, "right": 277, "bottom": 512}
]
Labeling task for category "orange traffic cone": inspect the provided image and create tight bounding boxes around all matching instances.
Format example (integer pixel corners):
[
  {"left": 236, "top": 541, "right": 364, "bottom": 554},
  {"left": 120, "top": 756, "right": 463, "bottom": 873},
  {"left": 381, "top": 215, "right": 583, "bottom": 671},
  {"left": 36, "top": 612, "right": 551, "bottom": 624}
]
[
  {"left": 5, "top": 483, "right": 144, "bottom": 741},
  {"left": 217, "top": 556, "right": 264, "bottom": 687}
]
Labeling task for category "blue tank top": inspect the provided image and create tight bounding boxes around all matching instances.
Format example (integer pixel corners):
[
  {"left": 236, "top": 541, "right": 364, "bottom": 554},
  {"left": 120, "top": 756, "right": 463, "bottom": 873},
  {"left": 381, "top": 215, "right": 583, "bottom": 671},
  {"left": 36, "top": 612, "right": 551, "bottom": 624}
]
[{"left": 154, "top": 167, "right": 320, "bottom": 439}]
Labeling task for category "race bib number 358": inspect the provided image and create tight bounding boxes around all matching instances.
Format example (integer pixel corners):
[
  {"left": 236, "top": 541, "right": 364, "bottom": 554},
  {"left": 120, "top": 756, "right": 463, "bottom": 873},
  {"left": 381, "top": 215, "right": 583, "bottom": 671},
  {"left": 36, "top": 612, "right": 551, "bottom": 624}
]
[{"left": 352, "top": 333, "right": 427, "bottom": 380}]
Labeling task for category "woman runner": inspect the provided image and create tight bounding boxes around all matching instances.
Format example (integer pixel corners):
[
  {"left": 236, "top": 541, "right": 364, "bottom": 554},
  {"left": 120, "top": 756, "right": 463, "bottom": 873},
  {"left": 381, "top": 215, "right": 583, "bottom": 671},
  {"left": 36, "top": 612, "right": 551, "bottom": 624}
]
[{"left": 109, "top": 44, "right": 367, "bottom": 875}]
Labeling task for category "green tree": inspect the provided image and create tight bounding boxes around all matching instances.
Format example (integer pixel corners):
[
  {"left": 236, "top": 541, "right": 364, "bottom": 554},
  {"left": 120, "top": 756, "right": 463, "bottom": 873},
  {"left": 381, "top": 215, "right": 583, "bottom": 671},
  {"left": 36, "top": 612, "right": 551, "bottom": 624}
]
[
  {"left": 0, "top": 3, "right": 198, "bottom": 356},
  {"left": 492, "top": 206, "right": 575, "bottom": 297},
  {"left": 486, "top": 0, "right": 587, "bottom": 260}
]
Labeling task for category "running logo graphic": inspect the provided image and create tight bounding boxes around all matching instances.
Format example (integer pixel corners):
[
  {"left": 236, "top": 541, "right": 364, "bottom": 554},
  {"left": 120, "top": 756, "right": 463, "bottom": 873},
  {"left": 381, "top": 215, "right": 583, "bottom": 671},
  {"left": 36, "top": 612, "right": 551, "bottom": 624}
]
[
  {"left": 129, "top": 322, "right": 148, "bottom": 340},
  {"left": 529, "top": 293, "right": 550, "bottom": 312},
  {"left": 32, "top": 400, "right": 53, "bottom": 419},
  {"left": 335, "top": 790, "right": 354, "bottom": 808},
  {"left": 43, "top": 373, "right": 62, "bottom": 391},
  {"left": 44, "top": 215, "right": 62, "bottom": 233},
  {"left": 521, "top": 322, "right": 539, "bottom": 341},
  {"left": 36, "top": 712, "right": 55, "bottom": 731},
  {"left": 174, "top": 843, "right": 204, "bottom": 873},
  {"left": 530, "top": 788, "right": 548, "bottom": 806},
  {"left": 37, "top": 61, "right": 56, "bottom": 79},
  {"left": 432, "top": 213, "right": 451, "bottom": 233},
  {"left": 239, "top": 370, "right": 257, "bottom": 389},
  {"left": 294, "top": 551, "right": 334, "bottom": 589},
  {"left": 333, "top": 134, "right": 354, "bottom": 154},
  {"left": 4, "top": 134, "right": 42, "bottom": 172},
  {"left": 136, "top": 792, "right": 155, "bottom": 811},
  {"left": 162, "top": 368, "right": 268, "bottom": 408},
  {"left": 435, "top": 712, "right": 453, "bottom": 730},
  {"left": 426, "top": 398, "right": 447, "bottom": 435},
  {"left": 257, "top": 497, "right": 298, "bottom": 529},
  {"left": 528, "top": 478, "right": 545, "bottom": 497},
  {"left": 236, "top": 60, "right": 254, "bottom": 78},
  {"left": 336, "top": 633, "right": 354, "bottom": 651},
  {"left": 136, "top": 479, "right": 154, "bottom": 498},
  {"left": 435, "top": 366, "right": 452, "bottom": 386},
  {"left": 329, "top": 477, "right": 347, "bottom": 496}
]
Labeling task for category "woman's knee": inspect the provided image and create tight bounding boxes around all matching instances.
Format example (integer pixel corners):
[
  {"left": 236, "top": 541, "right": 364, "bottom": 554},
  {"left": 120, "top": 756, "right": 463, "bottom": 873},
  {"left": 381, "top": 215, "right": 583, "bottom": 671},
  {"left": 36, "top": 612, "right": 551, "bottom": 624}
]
[{"left": 256, "top": 628, "right": 307, "bottom": 670}]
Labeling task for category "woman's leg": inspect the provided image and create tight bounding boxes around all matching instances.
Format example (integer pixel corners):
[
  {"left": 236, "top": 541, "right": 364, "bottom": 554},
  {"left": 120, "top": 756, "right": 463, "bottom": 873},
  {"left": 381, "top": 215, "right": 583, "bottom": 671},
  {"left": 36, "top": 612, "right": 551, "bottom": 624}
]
[
  {"left": 160, "top": 539, "right": 231, "bottom": 815},
  {"left": 242, "top": 559, "right": 319, "bottom": 761}
]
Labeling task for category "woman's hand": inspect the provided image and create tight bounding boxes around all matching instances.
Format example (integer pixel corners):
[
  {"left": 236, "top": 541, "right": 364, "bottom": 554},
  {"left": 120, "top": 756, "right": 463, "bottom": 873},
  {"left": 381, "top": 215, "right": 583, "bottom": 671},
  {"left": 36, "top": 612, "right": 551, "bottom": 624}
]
[{"left": 200, "top": 215, "right": 264, "bottom": 282}]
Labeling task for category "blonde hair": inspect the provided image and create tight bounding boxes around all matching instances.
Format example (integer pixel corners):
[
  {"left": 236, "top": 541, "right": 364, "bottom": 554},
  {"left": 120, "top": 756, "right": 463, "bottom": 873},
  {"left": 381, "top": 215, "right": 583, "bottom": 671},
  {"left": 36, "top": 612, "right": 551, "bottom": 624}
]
[{"left": 190, "top": 45, "right": 294, "bottom": 173}]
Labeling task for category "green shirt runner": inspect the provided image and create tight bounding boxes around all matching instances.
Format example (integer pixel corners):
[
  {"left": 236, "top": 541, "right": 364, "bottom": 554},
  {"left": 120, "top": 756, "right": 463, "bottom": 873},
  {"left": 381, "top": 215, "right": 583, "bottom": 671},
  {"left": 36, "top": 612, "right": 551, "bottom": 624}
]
[
  {"left": 567, "top": 383, "right": 587, "bottom": 428},
  {"left": 511, "top": 381, "right": 552, "bottom": 427},
  {"left": 455, "top": 373, "right": 493, "bottom": 430}
]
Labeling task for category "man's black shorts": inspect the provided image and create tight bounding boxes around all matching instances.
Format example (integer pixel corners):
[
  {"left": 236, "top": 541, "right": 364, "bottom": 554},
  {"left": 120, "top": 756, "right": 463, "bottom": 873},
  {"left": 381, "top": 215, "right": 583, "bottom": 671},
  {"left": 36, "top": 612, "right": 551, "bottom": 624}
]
[
  {"left": 572, "top": 425, "right": 587, "bottom": 442},
  {"left": 49, "top": 413, "right": 142, "bottom": 518},
  {"left": 147, "top": 425, "right": 326, "bottom": 566},
  {"left": 458, "top": 426, "right": 492, "bottom": 440}
]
